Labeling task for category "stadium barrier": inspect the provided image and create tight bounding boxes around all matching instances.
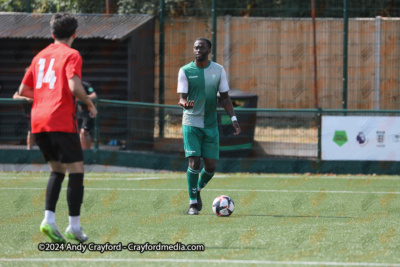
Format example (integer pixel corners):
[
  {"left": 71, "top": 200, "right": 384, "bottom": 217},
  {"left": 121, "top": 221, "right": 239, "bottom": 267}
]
[{"left": 1, "top": 98, "right": 399, "bottom": 174}]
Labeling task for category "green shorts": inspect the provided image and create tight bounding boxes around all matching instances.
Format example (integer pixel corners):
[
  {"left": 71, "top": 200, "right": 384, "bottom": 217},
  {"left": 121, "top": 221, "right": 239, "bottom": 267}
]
[{"left": 182, "top": 125, "right": 219, "bottom": 160}]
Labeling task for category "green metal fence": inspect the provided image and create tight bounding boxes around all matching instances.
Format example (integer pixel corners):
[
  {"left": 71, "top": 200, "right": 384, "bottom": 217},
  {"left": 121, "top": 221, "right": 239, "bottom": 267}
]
[
  {"left": 2, "top": 98, "right": 399, "bottom": 160},
  {"left": 7, "top": 1, "right": 400, "bottom": 111},
  {"left": 2, "top": 1, "right": 400, "bottom": 173},
  {"left": 155, "top": 1, "right": 400, "bottom": 110}
]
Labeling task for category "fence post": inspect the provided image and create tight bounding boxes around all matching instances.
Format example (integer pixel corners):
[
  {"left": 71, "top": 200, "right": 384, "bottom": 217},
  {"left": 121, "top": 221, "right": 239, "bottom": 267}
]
[
  {"left": 26, "top": 0, "right": 31, "bottom": 13},
  {"left": 342, "top": 0, "right": 348, "bottom": 110},
  {"left": 212, "top": 0, "right": 217, "bottom": 62},
  {"left": 311, "top": 0, "right": 318, "bottom": 109},
  {"left": 93, "top": 100, "right": 99, "bottom": 151},
  {"left": 224, "top": 15, "right": 231, "bottom": 82},
  {"left": 159, "top": 0, "right": 165, "bottom": 138},
  {"left": 317, "top": 108, "right": 322, "bottom": 160},
  {"left": 92, "top": 100, "right": 99, "bottom": 165},
  {"left": 374, "top": 16, "right": 381, "bottom": 110}
]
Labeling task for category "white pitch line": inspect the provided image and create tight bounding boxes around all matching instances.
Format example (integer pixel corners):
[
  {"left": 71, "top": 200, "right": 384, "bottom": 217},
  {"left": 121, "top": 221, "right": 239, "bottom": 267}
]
[
  {"left": 126, "top": 177, "right": 180, "bottom": 181},
  {"left": 238, "top": 175, "right": 400, "bottom": 180},
  {"left": 0, "top": 187, "right": 399, "bottom": 194},
  {"left": 0, "top": 175, "right": 398, "bottom": 181},
  {"left": 1, "top": 258, "right": 399, "bottom": 266},
  {"left": 0, "top": 177, "right": 180, "bottom": 181}
]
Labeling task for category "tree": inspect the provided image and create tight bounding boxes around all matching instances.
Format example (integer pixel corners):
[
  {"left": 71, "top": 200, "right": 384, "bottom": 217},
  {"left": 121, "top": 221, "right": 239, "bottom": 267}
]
[
  {"left": 1, "top": 0, "right": 399, "bottom": 18},
  {"left": 0, "top": 0, "right": 104, "bottom": 13},
  {"left": 0, "top": 0, "right": 25, "bottom": 12}
]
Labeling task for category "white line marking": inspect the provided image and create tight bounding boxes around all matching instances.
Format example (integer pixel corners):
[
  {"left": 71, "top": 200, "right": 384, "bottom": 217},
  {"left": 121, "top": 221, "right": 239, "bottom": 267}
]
[
  {"left": 126, "top": 177, "right": 177, "bottom": 181},
  {"left": 241, "top": 175, "right": 400, "bottom": 180},
  {"left": 0, "top": 177, "right": 178, "bottom": 181},
  {"left": 1, "top": 258, "right": 399, "bottom": 266},
  {"left": 0, "top": 175, "right": 398, "bottom": 181},
  {"left": 0, "top": 187, "right": 399, "bottom": 194}
]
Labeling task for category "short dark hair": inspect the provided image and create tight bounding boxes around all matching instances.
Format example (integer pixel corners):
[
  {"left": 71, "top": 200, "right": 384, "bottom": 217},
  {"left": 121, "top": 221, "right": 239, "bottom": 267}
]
[
  {"left": 50, "top": 12, "right": 78, "bottom": 40},
  {"left": 195, "top": 37, "right": 212, "bottom": 49}
]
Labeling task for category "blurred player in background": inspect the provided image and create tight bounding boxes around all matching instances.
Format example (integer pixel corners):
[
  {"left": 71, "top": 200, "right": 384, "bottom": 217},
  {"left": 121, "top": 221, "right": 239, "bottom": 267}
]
[
  {"left": 77, "top": 81, "right": 97, "bottom": 149},
  {"left": 178, "top": 37, "right": 241, "bottom": 215},
  {"left": 19, "top": 12, "right": 97, "bottom": 243},
  {"left": 13, "top": 73, "right": 34, "bottom": 149}
]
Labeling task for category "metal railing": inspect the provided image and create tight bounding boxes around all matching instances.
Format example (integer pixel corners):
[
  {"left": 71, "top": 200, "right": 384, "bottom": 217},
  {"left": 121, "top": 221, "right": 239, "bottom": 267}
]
[{"left": 1, "top": 98, "right": 398, "bottom": 160}]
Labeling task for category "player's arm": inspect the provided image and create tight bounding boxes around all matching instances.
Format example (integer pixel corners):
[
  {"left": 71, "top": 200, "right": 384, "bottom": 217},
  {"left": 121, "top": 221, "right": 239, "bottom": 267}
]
[
  {"left": 219, "top": 68, "right": 240, "bottom": 135},
  {"left": 179, "top": 93, "right": 194, "bottom": 109},
  {"left": 177, "top": 68, "right": 194, "bottom": 109},
  {"left": 14, "top": 89, "right": 33, "bottom": 103},
  {"left": 220, "top": 92, "right": 241, "bottom": 136},
  {"left": 88, "top": 92, "right": 97, "bottom": 100},
  {"left": 18, "top": 84, "right": 34, "bottom": 100},
  {"left": 68, "top": 75, "right": 97, "bottom": 118},
  {"left": 19, "top": 66, "right": 34, "bottom": 100}
]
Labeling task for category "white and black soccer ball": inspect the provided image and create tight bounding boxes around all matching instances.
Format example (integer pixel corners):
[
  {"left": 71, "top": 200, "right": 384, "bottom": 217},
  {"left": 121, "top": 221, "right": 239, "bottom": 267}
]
[{"left": 212, "top": 195, "right": 234, "bottom": 217}]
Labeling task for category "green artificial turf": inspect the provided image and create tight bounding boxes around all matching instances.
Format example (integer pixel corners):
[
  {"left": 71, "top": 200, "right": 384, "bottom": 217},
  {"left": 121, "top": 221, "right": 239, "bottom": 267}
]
[{"left": 0, "top": 172, "right": 399, "bottom": 266}]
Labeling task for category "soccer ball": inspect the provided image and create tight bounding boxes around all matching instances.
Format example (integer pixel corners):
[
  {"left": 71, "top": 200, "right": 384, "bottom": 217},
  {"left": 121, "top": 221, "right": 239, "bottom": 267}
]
[{"left": 212, "top": 195, "right": 234, "bottom": 217}]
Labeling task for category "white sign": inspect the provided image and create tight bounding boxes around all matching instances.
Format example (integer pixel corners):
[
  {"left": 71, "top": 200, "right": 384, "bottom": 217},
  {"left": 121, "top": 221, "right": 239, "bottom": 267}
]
[{"left": 322, "top": 116, "right": 400, "bottom": 161}]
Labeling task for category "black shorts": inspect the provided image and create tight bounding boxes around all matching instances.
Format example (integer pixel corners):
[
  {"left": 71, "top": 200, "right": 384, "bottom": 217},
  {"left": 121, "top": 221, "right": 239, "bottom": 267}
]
[
  {"left": 77, "top": 110, "right": 94, "bottom": 132},
  {"left": 33, "top": 132, "right": 83, "bottom": 163}
]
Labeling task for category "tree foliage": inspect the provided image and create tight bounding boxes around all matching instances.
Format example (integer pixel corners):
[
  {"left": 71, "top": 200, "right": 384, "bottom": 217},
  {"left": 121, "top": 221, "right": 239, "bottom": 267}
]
[
  {"left": 0, "top": 0, "right": 25, "bottom": 12},
  {"left": 1, "top": 0, "right": 399, "bottom": 18},
  {"left": 0, "top": 0, "right": 104, "bottom": 13}
]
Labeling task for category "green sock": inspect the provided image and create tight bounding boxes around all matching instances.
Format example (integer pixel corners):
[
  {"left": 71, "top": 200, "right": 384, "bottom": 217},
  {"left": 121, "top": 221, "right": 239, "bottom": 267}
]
[
  {"left": 198, "top": 168, "right": 214, "bottom": 190},
  {"left": 187, "top": 167, "right": 200, "bottom": 202}
]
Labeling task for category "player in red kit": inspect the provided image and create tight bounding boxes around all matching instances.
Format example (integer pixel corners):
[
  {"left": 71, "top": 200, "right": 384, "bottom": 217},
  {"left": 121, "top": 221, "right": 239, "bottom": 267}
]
[{"left": 19, "top": 13, "right": 97, "bottom": 243}]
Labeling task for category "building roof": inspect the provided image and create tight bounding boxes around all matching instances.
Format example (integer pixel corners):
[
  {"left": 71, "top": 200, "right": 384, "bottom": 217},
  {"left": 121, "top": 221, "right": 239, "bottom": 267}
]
[{"left": 0, "top": 13, "right": 154, "bottom": 41}]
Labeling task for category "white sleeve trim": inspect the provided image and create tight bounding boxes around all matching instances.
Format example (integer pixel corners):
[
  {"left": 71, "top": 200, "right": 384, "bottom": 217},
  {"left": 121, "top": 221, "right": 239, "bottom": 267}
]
[
  {"left": 218, "top": 67, "right": 230, "bottom": 93},
  {"left": 177, "top": 68, "right": 188, "bottom": 93}
]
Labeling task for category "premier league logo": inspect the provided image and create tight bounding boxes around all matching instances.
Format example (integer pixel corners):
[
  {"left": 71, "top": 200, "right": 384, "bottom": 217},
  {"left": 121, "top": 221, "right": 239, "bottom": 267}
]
[
  {"left": 376, "top": 131, "right": 385, "bottom": 147},
  {"left": 356, "top": 132, "right": 368, "bottom": 146}
]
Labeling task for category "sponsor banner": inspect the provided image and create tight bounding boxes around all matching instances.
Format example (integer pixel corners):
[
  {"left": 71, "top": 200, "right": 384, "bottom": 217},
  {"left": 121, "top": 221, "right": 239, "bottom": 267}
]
[{"left": 322, "top": 116, "right": 400, "bottom": 161}]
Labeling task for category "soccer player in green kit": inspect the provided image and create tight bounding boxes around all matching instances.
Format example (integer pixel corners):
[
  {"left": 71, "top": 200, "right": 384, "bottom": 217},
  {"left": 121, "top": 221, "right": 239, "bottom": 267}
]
[{"left": 178, "top": 38, "right": 241, "bottom": 215}]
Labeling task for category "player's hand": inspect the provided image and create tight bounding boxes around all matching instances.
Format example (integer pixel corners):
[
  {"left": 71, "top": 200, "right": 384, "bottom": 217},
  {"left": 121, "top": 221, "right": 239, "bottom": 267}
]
[
  {"left": 88, "top": 105, "right": 98, "bottom": 118},
  {"left": 233, "top": 121, "right": 241, "bottom": 135},
  {"left": 179, "top": 100, "right": 194, "bottom": 109},
  {"left": 25, "top": 98, "right": 33, "bottom": 103}
]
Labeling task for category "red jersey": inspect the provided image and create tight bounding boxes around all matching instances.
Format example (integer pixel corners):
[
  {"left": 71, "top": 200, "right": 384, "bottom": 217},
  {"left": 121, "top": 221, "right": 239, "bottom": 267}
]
[{"left": 22, "top": 43, "right": 82, "bottom": 133}]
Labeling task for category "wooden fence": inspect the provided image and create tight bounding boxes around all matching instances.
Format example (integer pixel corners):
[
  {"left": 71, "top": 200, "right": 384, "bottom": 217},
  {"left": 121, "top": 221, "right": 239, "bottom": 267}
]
[{"left": 155, "top": 17, "right": 400, "bottom": 110}]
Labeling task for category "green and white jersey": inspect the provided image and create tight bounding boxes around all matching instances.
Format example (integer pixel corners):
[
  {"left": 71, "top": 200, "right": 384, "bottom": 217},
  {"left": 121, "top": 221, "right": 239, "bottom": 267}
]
[{"left": 177, "top": 61, "right": 229, "bottom": 128}]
